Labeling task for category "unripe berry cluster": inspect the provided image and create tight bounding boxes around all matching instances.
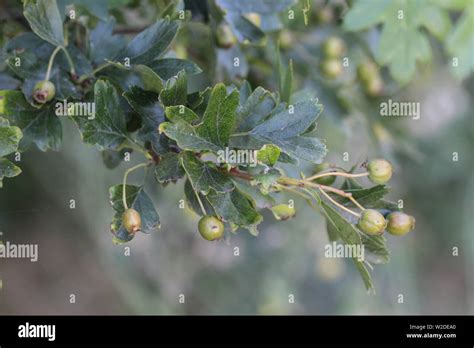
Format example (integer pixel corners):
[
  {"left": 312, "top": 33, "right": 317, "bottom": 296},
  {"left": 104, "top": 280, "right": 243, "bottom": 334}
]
[
  {"left": 357, "top": 209, "right": 415, "bottom": 236},
  {"left": 320, "top": 37, "right": 345, "bottom": 79},
  {"left": 309, "top": 159, "right": 415, "bottom": 237},
  {"left": 357, "top": 61, "right": 383, "bottom": 96}
]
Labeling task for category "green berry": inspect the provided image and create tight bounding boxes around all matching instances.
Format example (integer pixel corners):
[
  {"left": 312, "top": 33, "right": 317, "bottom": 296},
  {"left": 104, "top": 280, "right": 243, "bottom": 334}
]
[
  {"left": 357, "top": 62, "right": 383, "bottom": 96},
  {"left": 122, "top": 208, "right": 142, "bottom": 234},
  {"left": 312, "top": 163, "right": 336, "bottom": 186},
  {"left": 198, "top": 215, "right": 224, "bottom": 241},
  {"left": 320, "top": 58, "right": 343, "bottom": 79},
  {"left": 216, "top": 24, "right": 237, "bottom": 49},
  {"left": 271, "top": 204, "right": 296, "bottom": 221},
  {"left": 322, "top": 37, "right": 345, "bottom": 58},
  {"left": 364, "top": 76, "right": 384, "bottom": 97},
  {"left": 357, "top": 209, "right": 387, "bottom": 235},
  {"left": 357, "top": 61, "right": 378, "bottom": 82},
  {"left": 33, "top": 80, "right": 56, "bottom": 104},
  {"left": 386, "top": 212, "right": 415, "bottom": 236},
  {"left": 279, "top": 29, "right": 293, "bottom": 50},
  {"left": 315, "top": 7, "right": 334, "bottom": 24},
  {"left": 368, "top": 159, "right": 393, "bottom": 184}
]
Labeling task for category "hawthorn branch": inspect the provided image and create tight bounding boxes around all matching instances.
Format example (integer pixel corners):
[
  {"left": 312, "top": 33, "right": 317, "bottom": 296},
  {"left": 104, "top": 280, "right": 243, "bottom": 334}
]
[
  {"left": 228, "top": 167, "right": 253, "bottom": 180},
  {"left": 226, "top": 169, "right": 364, "bottom": 217}
]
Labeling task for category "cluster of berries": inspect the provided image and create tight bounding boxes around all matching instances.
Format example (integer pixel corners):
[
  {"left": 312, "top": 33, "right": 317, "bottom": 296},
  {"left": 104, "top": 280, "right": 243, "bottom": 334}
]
[
  {"left": 320, "top": 36, "right": 345, "bottom": 79},
  {"left": 314, "top": 159, "right": 415, "bottom": 236}
]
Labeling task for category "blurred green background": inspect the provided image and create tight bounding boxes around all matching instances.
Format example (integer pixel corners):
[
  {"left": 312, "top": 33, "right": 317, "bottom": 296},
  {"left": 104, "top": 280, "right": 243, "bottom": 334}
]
[{"left": 0, "top": 0, "right": 473, "bottom": 314}]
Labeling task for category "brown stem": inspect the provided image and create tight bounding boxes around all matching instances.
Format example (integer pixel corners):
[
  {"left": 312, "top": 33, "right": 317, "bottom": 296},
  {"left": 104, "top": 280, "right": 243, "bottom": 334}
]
[
  {"left": 228, "top": 168, "right": 253, "bottom": 181},
  {"left": 318, "top": 184, "right": 352, "bottom": 198}
]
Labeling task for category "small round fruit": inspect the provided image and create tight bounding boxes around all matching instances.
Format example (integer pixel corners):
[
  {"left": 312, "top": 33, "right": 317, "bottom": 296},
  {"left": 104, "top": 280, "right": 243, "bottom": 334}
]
[
  {"left": 368, "top": 159, "right": 393, "bottom": 184},
  {"left": 365, "top": 77, "right": 384, "bottom": 97},
  {"left": 316, "top": 7, "right": 334, "bottom": 24},
  {"left": 386, "top": 212, "right": 415, "bottom": 236},
  {"left": 320, "top": 58, "right": 343, "bottom": 79},
  {"left": 216, "top": 24, "right": 237, "bottom": 49},
  {"left": 322, "top": 37, "right": 346, "bottom": 58},
  {"left": 33, "top": 80, "right": 56, "bottom": 104},
  {"left": 122, "top": 208, "right": 142, "bottom": 234},
  {"left": 279, "top": 29, "right": 293, "bottom": 50},
  {"left": 198, "top": 215, "right": 224, "bottom": 241},
  {"left": 357, "top": 61, "right": 378, "bottom": 82},
  {"left": 312, "top": 163, "right": 336, "bottom": 186},
  {"left": 357, "top": 209, "right": 387, "bottom": 235},
  {"left": 271, "top": 204, "right": 296, "bottom": 221}
]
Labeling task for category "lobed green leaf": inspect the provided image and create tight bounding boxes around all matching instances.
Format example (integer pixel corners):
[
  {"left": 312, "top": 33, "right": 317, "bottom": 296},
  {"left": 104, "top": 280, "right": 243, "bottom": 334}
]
[{"left": 23, "top": 0, "right": 64, "bottom": 47}]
